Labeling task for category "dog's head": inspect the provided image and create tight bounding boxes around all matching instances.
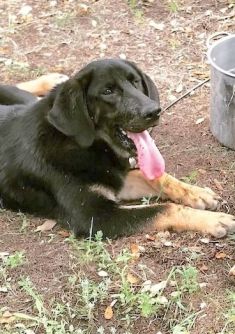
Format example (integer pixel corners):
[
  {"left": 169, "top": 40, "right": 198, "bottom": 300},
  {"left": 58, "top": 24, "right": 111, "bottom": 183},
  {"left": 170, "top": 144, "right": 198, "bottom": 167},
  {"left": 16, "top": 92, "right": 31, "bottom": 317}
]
[{"left": 47, "top": 59, "right": 161, "bottom": 157}]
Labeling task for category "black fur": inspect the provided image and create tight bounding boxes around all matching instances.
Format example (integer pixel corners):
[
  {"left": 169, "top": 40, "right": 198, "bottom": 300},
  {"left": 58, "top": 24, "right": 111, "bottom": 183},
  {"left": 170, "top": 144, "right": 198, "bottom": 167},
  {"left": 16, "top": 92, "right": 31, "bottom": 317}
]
[{"left": 0, "top": 59, "right": 164, "bottom": 238}]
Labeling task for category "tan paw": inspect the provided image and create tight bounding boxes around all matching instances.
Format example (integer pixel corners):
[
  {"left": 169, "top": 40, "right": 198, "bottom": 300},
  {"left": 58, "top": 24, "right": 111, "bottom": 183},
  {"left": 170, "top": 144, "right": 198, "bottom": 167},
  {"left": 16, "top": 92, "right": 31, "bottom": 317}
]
[
  {"left": 155, "top": 204, "right": 235, "bottom": 239},
  {"left": 180, "top": 184, "right": 220, "bottom": 210},
  {"left": 37, "top": 73, "right": 69, "bottom": 91},
  {"left": 202, "top": 211, "right": 235, "bottom": 238}
]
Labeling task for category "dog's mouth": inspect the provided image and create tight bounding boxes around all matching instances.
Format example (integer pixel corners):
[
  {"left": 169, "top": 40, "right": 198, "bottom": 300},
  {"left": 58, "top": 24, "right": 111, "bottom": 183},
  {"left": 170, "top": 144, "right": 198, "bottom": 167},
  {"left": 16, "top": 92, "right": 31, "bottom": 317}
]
[{"left": 116, "top": 126, "right": 165, "bottom": 180}]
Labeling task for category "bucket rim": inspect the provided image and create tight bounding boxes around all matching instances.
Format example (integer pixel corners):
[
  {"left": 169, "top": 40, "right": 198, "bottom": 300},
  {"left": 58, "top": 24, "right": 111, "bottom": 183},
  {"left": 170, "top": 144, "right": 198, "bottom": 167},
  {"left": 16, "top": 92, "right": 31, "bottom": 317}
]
[{"left": 207, "top": 34, "right": 235, "bottom": 78}]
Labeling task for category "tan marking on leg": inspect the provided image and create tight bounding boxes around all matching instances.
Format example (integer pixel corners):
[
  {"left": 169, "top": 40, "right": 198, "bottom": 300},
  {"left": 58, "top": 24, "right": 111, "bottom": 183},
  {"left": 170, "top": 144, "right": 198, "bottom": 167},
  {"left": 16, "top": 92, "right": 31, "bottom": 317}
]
[
  {"left": 89, "top": 185, "right": 116, "bottom": 202},
  {"left": 150, "top": 173, "right": 220, "bottom": 210},
  {"left": 118, "top": 170, "right": 220, "bottom": 210},
  {"left": 117, "top": 169, "right": 158, "bottom": 201},
  {"left": 16, "top": 73, "right": 69, "bottom": 96},
  {"left": 151, "top": 203, "right": 235, "bottom": 238}
]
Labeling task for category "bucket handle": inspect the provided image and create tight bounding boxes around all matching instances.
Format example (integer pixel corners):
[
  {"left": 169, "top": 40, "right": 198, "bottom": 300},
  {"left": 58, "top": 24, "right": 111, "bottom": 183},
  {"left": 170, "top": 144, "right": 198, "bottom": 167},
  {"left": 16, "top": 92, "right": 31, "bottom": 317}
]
[{"left": 206, "top": 32, "right": 231, "bottom": 48}]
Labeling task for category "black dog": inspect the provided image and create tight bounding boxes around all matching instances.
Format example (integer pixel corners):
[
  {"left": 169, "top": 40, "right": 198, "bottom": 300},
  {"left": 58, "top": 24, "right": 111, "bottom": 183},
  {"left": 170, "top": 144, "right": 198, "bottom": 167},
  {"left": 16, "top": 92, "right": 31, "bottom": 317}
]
[{"left": 0, "top": 59, "right": 234, "bottom": 238}]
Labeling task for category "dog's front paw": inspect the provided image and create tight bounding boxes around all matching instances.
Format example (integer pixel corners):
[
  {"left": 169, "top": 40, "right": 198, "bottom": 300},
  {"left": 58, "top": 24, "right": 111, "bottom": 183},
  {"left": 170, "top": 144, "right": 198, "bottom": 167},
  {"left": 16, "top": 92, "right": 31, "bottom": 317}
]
[
  {"left": 155, "top": 204, "right": 235, "bottom": 238},
  {"left": 180, "top": 184, "right": 220, "bottom": 210},
  {"left": 202, "top": 211, "right": 235, "bottom": 238},
  {"left": 37, "top": 73, "right": 69, "bottom": 91}
]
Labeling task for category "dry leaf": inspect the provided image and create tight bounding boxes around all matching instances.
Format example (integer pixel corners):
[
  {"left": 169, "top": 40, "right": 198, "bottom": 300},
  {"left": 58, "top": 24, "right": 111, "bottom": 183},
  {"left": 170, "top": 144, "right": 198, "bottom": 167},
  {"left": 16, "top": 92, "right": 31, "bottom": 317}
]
[
  {"left": 119, "top": 53, "right": 126, "bottom": 60},
  {"left": 145, "top": 234, "right": 155, "bottom": 241},
  {"left": 150, "top": 280, "right": 167, "bottom": 295},
  {"left": 91, "top": 19, "right": 97, "bottom": 27},
  {"left": 77, "top": 3, "right": 90, "bottom": 15},
  {"left": 229, "top": 265, "right": 235, "bottom": 277},
  {"left": 130, "top": 243, "right": 140, "bottom": 258},
  {"left": 199, "top": 264, "right": 208, "bottom": 272},
  {"left": 98, "top": 270, "right": 109, "bottom": 277},
  {"left": 163, "top": 240, "right": 173, "bottom": 247},
  {"left": 104, "top": 305, "right": 113, "bottom": 320},
  {"left": 0, "top": 311, "right": 15, "bottom": 324},
  {"left": 149, "top": 20, "right": 165, "bottom": 30},
  {"left": 200, "top": 238, "right": 210, "bottom": 244},
  {"left": 127, "top": 272, "right": 139, "bottom": 284},
  {"left": 35, "top": 220, "right": 57, "bottom": 232},
  {"left": 57, "top": 230, "right": 70, "bottom": 238},
  {"left": 213, "top": 179, "right": 223, "bottom": 191},
  {"left": 175, "top": 83, "right": 183, "bottom": 93},
  {"left": 198, "top": 169, "right": 207, "bottom": 175},
  {"left": 215, "top": 251, "right": 227, "bottom": 259},
  {"left": 195, "top": 117, "right": 205, "bottom": 125}
]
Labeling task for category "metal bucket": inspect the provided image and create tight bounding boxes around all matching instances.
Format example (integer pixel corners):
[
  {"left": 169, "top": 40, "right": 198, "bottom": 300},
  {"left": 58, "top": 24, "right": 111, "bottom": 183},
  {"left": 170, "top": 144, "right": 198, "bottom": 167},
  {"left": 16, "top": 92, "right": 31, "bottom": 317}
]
[{"left": 207, "top": 34, "right": 235, "bottom": 150}]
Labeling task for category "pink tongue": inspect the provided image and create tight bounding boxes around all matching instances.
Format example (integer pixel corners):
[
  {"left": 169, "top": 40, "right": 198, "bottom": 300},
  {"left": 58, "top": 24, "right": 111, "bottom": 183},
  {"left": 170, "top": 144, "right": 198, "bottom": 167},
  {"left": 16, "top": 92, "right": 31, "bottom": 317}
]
[{"left": 127, "top": 130, "right": 165, "bottom": 180}]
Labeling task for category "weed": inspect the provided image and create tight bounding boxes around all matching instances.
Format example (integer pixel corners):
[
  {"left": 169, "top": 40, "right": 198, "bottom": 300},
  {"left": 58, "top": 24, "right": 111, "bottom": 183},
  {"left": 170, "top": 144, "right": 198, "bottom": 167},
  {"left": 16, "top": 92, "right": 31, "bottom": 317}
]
[
  {"left": 173, "top": 266, "right": 199, "bottom": 294},
  {"left": 17, "top": 213, "right": 29, "bottom": 232},
  {"left": 168, "top": 0, "right": 180, "bottom": 13},
  {"left": 127, "top": 0, "right": 144, "bottom": 21},
  {"left": 181, "top": 171, "right": 198, "bottom": 185},
  {"left": 54, "top": 13, "right": 75, "bottom": 28},
  {"left": 19, "top": 277, "right": 45, "bottom": 317},
  {"left": 4, "top": 251, "right": 25, "bottom": 269},
  {"left": 221, "top": 291, "right": 235, "bottom": 333}
]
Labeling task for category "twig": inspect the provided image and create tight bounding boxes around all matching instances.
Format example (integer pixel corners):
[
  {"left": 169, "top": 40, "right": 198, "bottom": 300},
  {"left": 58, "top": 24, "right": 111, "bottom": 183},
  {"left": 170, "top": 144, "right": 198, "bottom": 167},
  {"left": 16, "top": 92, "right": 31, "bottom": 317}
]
[
  {"left": 163, "top": 78, "right": 210, "bottom": 112},
  {"left": 218, "top": 11, "right": 235, "bottom": 21}
]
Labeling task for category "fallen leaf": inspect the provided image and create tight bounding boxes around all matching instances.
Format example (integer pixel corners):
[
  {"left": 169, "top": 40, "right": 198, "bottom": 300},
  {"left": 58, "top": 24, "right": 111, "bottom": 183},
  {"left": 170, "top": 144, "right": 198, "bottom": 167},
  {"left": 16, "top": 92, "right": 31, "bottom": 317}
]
[
  {"left": 127, "top": 272, "right": 139, "bottom": 284},
  {"left": 57, "top": 230, "right": 70, "bottom": 238},
  {"left": 0, "top": 311, "right": 15, "bottom": 324},
  {"left": 76, "top": 3, "right": 90, "bottom": 15},
  {"left": 141, "top": 279, "right": 152, "bottom": 292},
  {"left": 229, "top": 265, "right": 235, "bottom": 277},
  {"left": 199, "top": 264, "right": 208, "bottom": 272},
  {"left": 163, "top": 240, "right": 173, "bottom": 247},
  {"left": 130, "top": 243, "right": 140, "bottom": 258},
  {"left": 215, "top": 251, "right": 227, "bottom": 259},
  {"left": 98, "top": 270, "right": 109, "bottom": 277},
  {"left": 198, "top": 169, "right": 207, "bottom": 175},
  {"left": 145, "top": 234, "right": 155, "bottom": 241},
  {"left": 195, "top": 117, "right": 205, "bottom": 125},
  {"left": 200, "top": 302, "right": 207, "bottom": 309},
  {"left": 200, "top": 237, "right": 210, "bottom": 244},
  {"left": 104, "top": 306, "right": 113, "bottom": 320},
  {"left": 91, "top": 19, "right": 97, "bottom": 27},
  {"left": 19, "top": 5, "right": 32, "bottom": 16},
  {"left": 35, "top": 220, "right": 57, "bottom": 232},
  {"left": 149, "top": 20, "right": 165, "bottom": 30},
  {"left": 119, "top": 53, "right": 126, "bottom": 60},
  {"left": 0, "top": 252, "right": 9, "bottom": 259},
  {"left": 156, "top": 295, "right": 168, "bottom": 304},
  {"left": 213, "top": 179, "right": 223, "bottom": 191},
  {"left": 175, "top": 83, "right": 183, "bottom": 93},
  {"left": 110, "top": 299, "right": 117, "bottom": 307},
  {"left": 150, "top": 280, "right": 167, "bottom": 295}
]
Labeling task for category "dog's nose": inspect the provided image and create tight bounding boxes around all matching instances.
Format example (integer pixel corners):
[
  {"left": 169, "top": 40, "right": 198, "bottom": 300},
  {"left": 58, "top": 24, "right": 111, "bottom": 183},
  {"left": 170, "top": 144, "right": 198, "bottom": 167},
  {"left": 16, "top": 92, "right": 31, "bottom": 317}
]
[{"left": 144, "top": 107, "right": 162, "bottom": 120}]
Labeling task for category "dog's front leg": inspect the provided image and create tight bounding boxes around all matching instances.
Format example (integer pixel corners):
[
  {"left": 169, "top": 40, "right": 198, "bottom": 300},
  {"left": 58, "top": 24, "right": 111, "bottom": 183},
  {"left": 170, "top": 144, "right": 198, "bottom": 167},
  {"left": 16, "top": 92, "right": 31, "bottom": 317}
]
[
  {"left": 118, "top": 170, "right": 220, "bottom": 210},
  {"left": 53, "top": 179, "right": 235, "bottom": 238}
]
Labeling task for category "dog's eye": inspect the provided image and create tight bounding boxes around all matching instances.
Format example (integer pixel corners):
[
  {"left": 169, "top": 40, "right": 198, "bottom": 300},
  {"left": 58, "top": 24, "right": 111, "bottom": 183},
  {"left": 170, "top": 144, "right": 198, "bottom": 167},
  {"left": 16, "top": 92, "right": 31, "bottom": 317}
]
[
  {"left": 103, "top": 88, "right": 113, "bottom": 95},
  {"left": 132, "top": 79, "right": 140, "bottom": 86}
]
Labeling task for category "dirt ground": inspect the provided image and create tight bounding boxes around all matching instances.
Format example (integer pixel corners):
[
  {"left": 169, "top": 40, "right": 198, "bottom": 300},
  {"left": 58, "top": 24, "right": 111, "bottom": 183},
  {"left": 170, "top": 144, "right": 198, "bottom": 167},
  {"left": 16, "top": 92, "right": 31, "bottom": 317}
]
[{"left": 0, "top": 1, "right": 235, "bottom": 333}]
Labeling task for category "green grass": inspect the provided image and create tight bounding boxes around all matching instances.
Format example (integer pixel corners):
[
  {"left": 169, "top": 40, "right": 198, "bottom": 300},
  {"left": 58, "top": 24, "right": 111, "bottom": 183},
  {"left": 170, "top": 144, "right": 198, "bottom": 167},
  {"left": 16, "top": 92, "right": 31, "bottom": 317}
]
[
  {"left": 0, "top": 232, "right": 232, "bottom": 333},
  {"left": 3, "top": 251, "right": 25, "bottom": 269},
  {"left": 127, "top": 0, "right": 144, "bottom": 21},
  {"left": 221, "top": 292, "right": 235, "bottom": 334},
  {"left": 168, "top": 0, "right": 180, "bottom": 13},
  {"left": 180, "top": 171, "right": 198, "bottom": 185}
]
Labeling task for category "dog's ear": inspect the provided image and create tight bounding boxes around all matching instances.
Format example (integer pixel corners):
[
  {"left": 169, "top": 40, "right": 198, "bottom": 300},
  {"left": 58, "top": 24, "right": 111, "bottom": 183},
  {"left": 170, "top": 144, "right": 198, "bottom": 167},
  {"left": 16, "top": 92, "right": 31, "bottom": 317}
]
[
  {"left": 47, "top": 69, "right": 95, "bottom": 148},
  {"left": 123, "top": 60, "right": 160, "bottom": 102}
]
